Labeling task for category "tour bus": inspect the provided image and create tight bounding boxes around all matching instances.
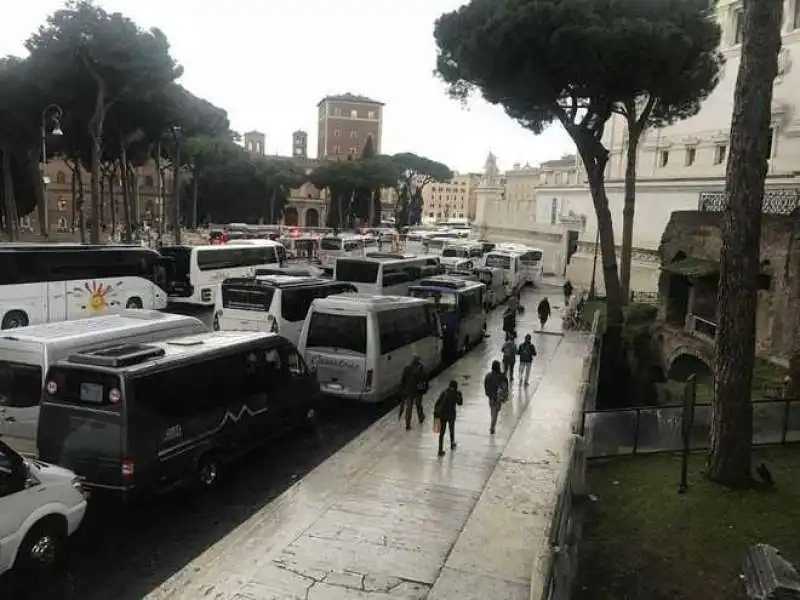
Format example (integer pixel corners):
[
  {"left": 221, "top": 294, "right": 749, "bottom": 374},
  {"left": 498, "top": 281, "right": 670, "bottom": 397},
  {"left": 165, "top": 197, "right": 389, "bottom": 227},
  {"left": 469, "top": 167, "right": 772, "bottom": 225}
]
[
  {"left": 422, "top": 234, "right": 464, "bottom": 255},
  {"left": 37, "top": 331, "right": 320, "bottom": 498},
  {"left": 298, "top": 295, "right": 442, "bottom": 402},
  {"left": 439, "top": 242, "right": 485, "bottom": 272},
  {"left": 334, "top": 254, "right": 443, "bottom": 295},
  {"left": 408, "top": 277, "right": 486, "bottom": 357},
  {"left": 0, "top": 244, "right": 170, "bottom": 330},
  {"left": 215, "top": 276, "right": 357, "bottom": 345},
  {"left": 318, "top": 234, "right": 378, "bottom": 272},
  {"left": 0, "top": 311, "right": 207, "bottom": 456},
  {"left": 159, "top": 242, "right": 286, "bottom": 306},
  {"left": 497, "top": 244, "right": 544, "bottom": 285},
  {"left": 484, "top": 249, "right": 523, "bottom": 294}
]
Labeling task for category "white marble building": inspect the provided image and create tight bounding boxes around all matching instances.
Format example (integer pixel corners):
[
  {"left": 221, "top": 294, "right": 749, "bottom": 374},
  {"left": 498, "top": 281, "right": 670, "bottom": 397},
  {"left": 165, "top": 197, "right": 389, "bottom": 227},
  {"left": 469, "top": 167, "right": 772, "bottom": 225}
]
[{"left": 475, "top": 0, "right": 800, "bottom": 293}]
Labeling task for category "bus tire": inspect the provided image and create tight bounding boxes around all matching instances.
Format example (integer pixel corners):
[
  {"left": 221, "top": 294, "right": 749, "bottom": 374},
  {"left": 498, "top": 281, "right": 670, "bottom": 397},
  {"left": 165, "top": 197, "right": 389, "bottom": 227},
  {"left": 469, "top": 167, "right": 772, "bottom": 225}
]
[
  {"left": 125, "top": 297, "right": 144, "bottom": 309},
  {"left": 195, "top": 452, "right": 221, "bottom": 488},
  {"left": 2, "top": 310, "right": 29, "bottom": 329}
]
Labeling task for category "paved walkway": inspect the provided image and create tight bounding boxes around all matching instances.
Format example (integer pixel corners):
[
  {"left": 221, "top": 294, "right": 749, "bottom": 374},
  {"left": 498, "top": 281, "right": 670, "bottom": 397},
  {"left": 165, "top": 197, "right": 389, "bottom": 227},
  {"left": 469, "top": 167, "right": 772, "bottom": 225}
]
[{"left": 146, "top": 303, "right": 590, "bottom": 600}]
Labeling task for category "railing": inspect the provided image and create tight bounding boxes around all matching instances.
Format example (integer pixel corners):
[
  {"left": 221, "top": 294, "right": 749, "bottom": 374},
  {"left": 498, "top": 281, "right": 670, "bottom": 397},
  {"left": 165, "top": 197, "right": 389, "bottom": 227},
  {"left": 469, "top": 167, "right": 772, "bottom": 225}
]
[
  {"left": 692, "top": 315, "right": 717, "bottom": 339},
  {"left": 582, "top": 397, "right": 800, "bottom": 458}
]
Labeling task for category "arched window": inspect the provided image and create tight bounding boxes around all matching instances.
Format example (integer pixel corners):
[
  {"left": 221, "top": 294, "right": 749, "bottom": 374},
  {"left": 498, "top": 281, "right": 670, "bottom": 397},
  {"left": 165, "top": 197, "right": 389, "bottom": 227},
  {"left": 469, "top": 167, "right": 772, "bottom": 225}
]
[{"left": 55, "top": 171, "right": 67, "bottom": 184}]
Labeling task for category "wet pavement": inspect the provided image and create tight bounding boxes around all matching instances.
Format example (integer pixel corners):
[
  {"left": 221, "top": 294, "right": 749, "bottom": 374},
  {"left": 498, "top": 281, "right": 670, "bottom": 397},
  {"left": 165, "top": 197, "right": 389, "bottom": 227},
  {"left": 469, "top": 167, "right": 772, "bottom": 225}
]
[{"left": 3, "top": 284, "right": 581, "bottom": 600}]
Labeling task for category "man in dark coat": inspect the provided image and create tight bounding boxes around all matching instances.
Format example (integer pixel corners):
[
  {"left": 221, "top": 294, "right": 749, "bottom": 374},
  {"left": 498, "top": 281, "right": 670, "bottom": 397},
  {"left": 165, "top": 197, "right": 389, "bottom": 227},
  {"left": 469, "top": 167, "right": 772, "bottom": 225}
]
[
  {"left": 537, "top": 297, "right": 552, "bottom": 331},
  {"left": 434, "top": 380, "right": 463, "bottom": 456},
  {"left": 484, "top": 360, "right": 508, "bottom": 435},
  {"left": 400, "top": 355, "right": 427, "bottom": 430}
]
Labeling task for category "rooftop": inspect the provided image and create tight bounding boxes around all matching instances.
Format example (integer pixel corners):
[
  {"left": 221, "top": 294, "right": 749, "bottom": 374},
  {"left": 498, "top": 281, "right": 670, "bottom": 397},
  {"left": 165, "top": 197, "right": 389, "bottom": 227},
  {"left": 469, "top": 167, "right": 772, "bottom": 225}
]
[{"left": 318, "top": 93, "right": 384, "bottom": 106}]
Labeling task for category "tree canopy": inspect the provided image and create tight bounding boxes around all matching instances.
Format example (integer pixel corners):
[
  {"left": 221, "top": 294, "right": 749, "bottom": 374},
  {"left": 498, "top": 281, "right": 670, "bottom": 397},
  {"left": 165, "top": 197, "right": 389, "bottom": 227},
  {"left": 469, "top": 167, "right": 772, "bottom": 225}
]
[{"left": 434, "top": 0, "right": 721, "bottom": 327}]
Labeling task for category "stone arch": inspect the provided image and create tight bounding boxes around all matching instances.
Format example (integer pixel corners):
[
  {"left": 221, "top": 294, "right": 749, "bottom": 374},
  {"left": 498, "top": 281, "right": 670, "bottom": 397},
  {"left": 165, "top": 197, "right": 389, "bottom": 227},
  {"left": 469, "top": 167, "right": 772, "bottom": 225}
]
[
  {"left": 284, "top": 206, "right": 299, "bottom": 226},
  {"left": 664, "top": 345, "right": 714, "bottom": 380},
  {"left": 305, "top": 207, "right": 319, "bottom": 227}
]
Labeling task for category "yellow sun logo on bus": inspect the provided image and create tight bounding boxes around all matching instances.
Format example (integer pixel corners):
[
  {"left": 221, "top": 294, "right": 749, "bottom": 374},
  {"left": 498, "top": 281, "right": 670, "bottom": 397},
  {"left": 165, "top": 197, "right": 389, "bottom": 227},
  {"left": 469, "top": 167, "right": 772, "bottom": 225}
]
[{"left": 71, "top": 281, "right": 123, "bottom": 312}]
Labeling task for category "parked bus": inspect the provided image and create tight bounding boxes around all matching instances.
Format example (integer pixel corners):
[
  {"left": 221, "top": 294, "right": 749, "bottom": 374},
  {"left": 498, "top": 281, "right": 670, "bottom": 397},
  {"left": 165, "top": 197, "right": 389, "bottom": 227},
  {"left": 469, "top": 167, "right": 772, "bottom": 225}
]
[
  {"left": 0, "top": 311, "right": 206, "bottom": 456},
  {"left": 334, "top": 254, "right": 442, "bottom": 295},
  {"left": 484, "top": 249, "right": 523, "bottom": 294},
  {"left": 318, "top": 234, "right": 377, "bottom": 272},
  {"left": 37, "top": 331, "right": 320, "bottom": 498},
  {"left": 215, "top": 276, "right": 356, "bottom": 344},
  {"left": 409, "top": 277, "right": 486, "bottom": 357},
  {"left": 0, "top": 245, "right": 169, "bottom": 330},
  {"left": 298, "top": 295, "right": 442, "bottom": 402},
  {"left": 496, "top": 244, "right": 544, "bottom": 285},
  {"left": 159, "top": 242, "right": 286, "bottom": 306}
]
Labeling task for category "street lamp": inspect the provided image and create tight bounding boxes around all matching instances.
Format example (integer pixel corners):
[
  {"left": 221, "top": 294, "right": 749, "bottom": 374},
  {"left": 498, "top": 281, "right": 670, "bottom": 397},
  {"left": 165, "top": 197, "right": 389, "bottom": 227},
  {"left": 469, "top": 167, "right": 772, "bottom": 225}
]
[{"left": 41, "top": 103, "right": 64, "bottom": 238}]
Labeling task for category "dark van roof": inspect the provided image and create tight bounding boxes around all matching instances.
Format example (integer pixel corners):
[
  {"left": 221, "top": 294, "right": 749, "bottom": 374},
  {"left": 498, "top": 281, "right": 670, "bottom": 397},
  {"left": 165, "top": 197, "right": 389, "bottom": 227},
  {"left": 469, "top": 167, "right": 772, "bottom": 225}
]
[{"left": 54, "top": 331, "right": 281, "bottom": 376}]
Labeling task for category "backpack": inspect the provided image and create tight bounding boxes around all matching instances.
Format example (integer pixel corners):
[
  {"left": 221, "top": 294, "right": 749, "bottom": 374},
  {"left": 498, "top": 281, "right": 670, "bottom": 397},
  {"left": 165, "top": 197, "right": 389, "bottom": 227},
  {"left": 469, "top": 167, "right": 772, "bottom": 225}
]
[
  {"left": 502, "top": 341, "right": 516, "bottom": 359},
  {"left": 497, "top": 379, "right": 509, "bottom": 404}
]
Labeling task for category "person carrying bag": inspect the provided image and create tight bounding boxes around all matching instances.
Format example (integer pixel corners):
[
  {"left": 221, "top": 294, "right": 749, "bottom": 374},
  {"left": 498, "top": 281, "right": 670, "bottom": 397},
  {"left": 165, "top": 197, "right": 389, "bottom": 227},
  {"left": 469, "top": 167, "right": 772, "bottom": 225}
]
[{"left": 433, "top": 380, "right": 463, "bottom": 457}]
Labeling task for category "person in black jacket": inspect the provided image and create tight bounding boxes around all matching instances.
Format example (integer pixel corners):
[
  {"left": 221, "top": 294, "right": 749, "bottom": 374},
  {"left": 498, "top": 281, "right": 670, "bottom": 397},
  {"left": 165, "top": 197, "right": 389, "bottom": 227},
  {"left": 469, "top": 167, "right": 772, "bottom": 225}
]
[
  {"left": 484, "top": 360, "right": 509, "bottom": 435},
  {"left": 434, "top": 380, "right": 463, "bottom": 456},
  {"left": 537, "top": 297, "right": 552, "bottom": 331},
  {"left": 399, "top": 355, "right": 427, "bottom": 430}
]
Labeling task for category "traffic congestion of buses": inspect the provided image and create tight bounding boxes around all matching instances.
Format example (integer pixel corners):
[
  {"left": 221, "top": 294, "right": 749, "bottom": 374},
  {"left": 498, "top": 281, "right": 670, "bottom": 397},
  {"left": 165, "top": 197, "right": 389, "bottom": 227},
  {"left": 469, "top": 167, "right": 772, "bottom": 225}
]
[{"left": 0, "top": 222, "right": 544, "bottom": 581}]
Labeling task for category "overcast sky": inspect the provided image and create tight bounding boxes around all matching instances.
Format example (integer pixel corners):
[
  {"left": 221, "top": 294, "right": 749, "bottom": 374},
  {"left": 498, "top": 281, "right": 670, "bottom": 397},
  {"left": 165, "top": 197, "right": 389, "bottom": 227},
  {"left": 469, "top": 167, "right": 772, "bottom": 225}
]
[{"left": 1, "top": 0, "right": 574, "bottom": 173}]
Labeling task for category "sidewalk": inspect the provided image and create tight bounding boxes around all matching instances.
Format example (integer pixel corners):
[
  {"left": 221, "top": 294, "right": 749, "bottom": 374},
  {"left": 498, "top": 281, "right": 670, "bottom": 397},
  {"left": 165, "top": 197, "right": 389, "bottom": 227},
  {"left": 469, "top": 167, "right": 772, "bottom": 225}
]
[{"left": 147, "top": 320, "right": 590, "bottom": 600}]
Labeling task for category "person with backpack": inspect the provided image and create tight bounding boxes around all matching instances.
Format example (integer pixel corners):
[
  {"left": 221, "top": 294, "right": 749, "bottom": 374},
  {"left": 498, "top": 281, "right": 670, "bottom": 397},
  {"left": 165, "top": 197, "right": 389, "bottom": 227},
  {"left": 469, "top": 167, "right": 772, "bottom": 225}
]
[
  {"left": 501, "top": 332, "right": 517, "bottom": 382},
  {"left": 537, "top": 297, "right": 552, "bottom": 331},
  {"left": 434, "top": 380, "right": 464, "bottom": 457},
  {"left": 484, "top": 360, "right": 509, "bottom": 435},
  {"left": 517, "top": 334, "right": 537, "bottom": 386},
  {"left": 502, "top": 306, "right": 517, "bottom": 338}
]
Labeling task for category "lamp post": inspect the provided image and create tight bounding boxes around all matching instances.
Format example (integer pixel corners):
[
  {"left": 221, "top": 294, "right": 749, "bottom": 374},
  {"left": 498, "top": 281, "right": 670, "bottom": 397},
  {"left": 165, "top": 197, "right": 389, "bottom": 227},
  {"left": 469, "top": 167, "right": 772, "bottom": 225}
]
[{"left": 40, "top": 103, "right": 64, "bottom": 238}]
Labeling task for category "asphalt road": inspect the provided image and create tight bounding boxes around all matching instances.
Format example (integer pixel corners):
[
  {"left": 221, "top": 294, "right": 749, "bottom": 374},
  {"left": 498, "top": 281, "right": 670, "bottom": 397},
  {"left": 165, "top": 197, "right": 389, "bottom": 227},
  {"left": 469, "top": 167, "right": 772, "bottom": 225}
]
[{"left": 2, "top": 286, "right": 557, "bottom": 600}]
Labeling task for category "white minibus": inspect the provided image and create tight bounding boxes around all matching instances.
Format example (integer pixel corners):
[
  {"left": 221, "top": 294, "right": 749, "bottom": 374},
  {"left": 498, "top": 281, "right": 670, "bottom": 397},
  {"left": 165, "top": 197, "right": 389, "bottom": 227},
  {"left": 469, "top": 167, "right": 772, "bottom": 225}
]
[
  {"left": 0, "top": 244, "right": 169, "bottom": 330},
  {"left": 0, "top": 310, "right": 207, "bottom": 456},
  {"left": 159, "top": 242, "right": 286, "bottom": 306},
  {"left": 215, "top": 276, "right": 356, "bottom": 345},
  {"left": 298, "top": 295, "right": 442, "bottom": 402},
  {"left": 484, "top": 250, "right": 523, "bottom": 294},
  {"left": 496, "top": 244, "right": 545, "bottom": 285},
  {"left": 334, "top": 255, "right": 442, "bottom": 295},
  {"left": 318, "top": 234, "right": 377, "bottom": 272}
]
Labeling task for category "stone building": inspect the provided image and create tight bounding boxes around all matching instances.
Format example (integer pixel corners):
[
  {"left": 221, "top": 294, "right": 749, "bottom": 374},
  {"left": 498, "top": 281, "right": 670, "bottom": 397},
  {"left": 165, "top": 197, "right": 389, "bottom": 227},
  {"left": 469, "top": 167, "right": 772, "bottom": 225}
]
[
  {"left": 421, "top": 172, "right": 481, "bottom": 223},
  {"left": 658, "top": 210, "right": 797, "bottom": 362},
  {"left": 317, "top": 93, "right": 383, "bottom": 160}
]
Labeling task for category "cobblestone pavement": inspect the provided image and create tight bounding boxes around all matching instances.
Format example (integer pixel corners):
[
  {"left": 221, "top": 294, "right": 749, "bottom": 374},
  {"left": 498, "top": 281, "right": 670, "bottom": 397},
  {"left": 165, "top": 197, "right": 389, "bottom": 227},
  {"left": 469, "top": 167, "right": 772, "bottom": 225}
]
[{"left": 3, "top": 286, "right": 566, "bottom": 600}]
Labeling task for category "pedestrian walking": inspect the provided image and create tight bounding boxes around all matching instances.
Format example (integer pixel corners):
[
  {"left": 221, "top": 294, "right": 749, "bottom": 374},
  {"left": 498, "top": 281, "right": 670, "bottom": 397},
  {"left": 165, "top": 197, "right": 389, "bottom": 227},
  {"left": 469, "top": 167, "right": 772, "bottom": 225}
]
[
  {"left": 508, "top": 292, "right": 519, "bottom": 314},
  {"left": 484, "top": 360, "right": 509, "bottom": 435},
  {"left": 501, "top": 332, "right": 517, "bottom": 382},
  {"left": 399, "top": 355, "right": 427, "bottom": 430},
  {"left": 517, "top": 333, "right": 537, "bottom": 386},
  {"left": 434, "top": 380, "right": 463, "bottom": 457},
  {"left": 537, "top": 297, "right": 552, "bottom": 331},
  {"left": 502, "top": 306, "right": 516, "bottom": 337},
  {"left": 563, "top": 280, "right": 573, "bottom": 306}
]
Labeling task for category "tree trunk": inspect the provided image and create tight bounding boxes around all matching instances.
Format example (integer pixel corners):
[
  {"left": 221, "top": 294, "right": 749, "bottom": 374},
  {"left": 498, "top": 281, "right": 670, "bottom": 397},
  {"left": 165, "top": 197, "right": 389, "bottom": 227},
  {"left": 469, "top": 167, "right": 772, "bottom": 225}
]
[
  {"left": 707, "top": 0, "right": 782, "bottom": 488},
  {"left": 76, "top": 163, "right": 85, "bottom": 244},
  {"left": 173, "top": 144, "right": 182, "bottom": 245},
  {"left": 89, "top": 135, "right": 103, "bottom": 244},
  {"left": 108, "top": 168, "right": 117, "bottom": 240},
  {"left": 270, "top": 187, "right": 276, "bottom": 224},
  {"left": 99, "top": 176, "right": 105, "bottom": 232},
  {"left": 154, "top": 144, "right": 163, "bottom": 238},
  {"left": 130, "top": 165, "right": 140, "bottom": 229},
  {"left": 119, "top": 158, "right": 131, "bottom": 241},
  {"left": 70, "top": 167, "right": 77, "bottom": 232},
  {"left": 1, "top": 144, "right": 19, "bottom": 241},
  {"left": 786, "top": 214, "right": 800, "bottom": 400},
  {"left": 191, "top": 166, "right": 199, "bottom": 229},
  {"left": 620, "top": 121, "right": 642, "bottom": 305}
]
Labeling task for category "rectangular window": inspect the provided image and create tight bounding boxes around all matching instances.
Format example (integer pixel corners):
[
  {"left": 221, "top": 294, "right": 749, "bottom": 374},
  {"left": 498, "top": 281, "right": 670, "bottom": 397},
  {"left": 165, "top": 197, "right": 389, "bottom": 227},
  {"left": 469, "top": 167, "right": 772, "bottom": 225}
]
[
  {"left": 349, "top": 130, "right": 357, "bottom": 138},
  {"left": 0, "top": 362, "right": 43, "bottom": 409},
  {"left": 368, "top": 111, "right": 376, "bottom": 119},
  {"left": 659, "top": 150, "right": 670, "bottom": 167},
  {"left": 333, "top": 128, "right": 340, "bottom": 137},
  {"left": 333, "top": 107, "right": 341, "bottom": 116},
  {"left": 333, "top": 145, "right": 340, "bottom": 155},
  {"left": 306, "top": 313, "right": 367, "bottom": 354},
  {"left": 685, "top": 147, "right": 696, "bottom": 166},
  {"left": 350, "top": 109, "right": 358, "bottom": 119},
  {"left": 714, "top": 144, "right": 727, "bottom": 165}
]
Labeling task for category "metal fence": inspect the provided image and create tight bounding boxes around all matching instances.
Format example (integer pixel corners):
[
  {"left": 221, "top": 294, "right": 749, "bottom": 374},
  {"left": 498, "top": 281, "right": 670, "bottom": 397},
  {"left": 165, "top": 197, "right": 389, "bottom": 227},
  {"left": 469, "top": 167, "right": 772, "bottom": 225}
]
[{"left": 582, "top": 397, "right": 800, "bottom": 458}]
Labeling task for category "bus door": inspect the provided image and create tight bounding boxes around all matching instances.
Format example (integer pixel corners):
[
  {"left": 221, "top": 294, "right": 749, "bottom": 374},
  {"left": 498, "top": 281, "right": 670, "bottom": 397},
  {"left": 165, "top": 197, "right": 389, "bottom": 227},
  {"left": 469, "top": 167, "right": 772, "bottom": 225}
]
[{"left": 47, "top": 281, "right": 68, "bottom": 323}]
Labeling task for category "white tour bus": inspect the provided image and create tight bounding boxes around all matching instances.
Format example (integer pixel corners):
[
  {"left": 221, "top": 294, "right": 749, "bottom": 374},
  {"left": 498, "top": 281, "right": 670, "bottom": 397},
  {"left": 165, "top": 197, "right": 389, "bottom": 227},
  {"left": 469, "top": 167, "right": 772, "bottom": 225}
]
[
  {"left": 215, "top": 276, "right": 357, "bottom": 345},
  {"left": 497, "top": 244, "right": 545, "bottom": 285},
  {"left": 159, "top": 242, "right": 286, "bottom": 306},
  {"left": 484, "top": 249, "right": 523, "bottom": 294},
  {"left": 0, "top": 310, "right": 207, "bottom": 456},
  {"left": 334, "top": 254, "right": 443, "bottom": 295},
  {"left": 0, "top": 244, "right": 170, "bottom": 330},
  {"left": 318, "top": 234, "right": 377, "bottom": 272},
  {"left": 298, "top": 294, "right": 442, "bottom": 402}
]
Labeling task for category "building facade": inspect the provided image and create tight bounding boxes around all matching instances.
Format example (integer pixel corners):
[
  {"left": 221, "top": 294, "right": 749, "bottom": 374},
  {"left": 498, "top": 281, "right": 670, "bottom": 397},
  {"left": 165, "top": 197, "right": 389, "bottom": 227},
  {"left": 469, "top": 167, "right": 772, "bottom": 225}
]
[
  {"left": 316, "top": 93, "right": 383, "bottom": 160},
  {"left": 421, "top": 172, "right": 481, "bottom": 222}
]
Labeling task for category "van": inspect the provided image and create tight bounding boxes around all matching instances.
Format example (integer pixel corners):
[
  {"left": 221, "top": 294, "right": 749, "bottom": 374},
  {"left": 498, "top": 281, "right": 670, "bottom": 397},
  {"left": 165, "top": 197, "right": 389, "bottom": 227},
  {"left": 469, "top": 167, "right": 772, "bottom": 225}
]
[
  {"left": 0, "top": 311, "right": 207, "bottom": 456},
  {"left": 215, "top": 276, "right": 356, "bottom": 345},
  {"left": 37, "top": 331, "right": 319, "bottom": 499},
  {"left": 298, "top": 294, "right": 442, "bottom": 403}
]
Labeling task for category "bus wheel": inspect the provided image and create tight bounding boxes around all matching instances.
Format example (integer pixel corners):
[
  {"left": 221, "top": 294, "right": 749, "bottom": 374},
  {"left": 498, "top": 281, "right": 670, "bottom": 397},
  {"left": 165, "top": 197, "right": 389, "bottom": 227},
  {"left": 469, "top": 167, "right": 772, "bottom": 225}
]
[
  {"left": 196, "top": 453, "right": 221, "bottom": 488},
  {"left": 15, "top": 516, "right": 66, "bottom": 573},
  {"left": 2, "top": 310, "right": 28, "bottom": 329},
  {"left": 126, "top": 297, "right": 144, "bottom": 309}
]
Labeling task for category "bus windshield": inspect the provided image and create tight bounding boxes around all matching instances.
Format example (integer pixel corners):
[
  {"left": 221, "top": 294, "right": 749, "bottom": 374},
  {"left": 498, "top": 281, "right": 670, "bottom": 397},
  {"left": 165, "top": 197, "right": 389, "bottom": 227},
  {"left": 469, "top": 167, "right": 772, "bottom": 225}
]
[
  {"left": 321, "top": 238, "right": 342, "bottom": 251},
  {"left": 409, "top": 289, "right": 458, "bottom": 311},
  {"left": 306, "top": 313, "right": 367, "bottom": 354},
  {"left": 442, "top": 247, "right": 467, "bottom": 258},
  {"left": 159, "top": 247, "right": 191, "bottom": 282},
  {"left": 485, "top": 255, "right": 511, "bottom": 269},
  {"left": 336, "top": 260, "right": 380, "bottom": 284}
]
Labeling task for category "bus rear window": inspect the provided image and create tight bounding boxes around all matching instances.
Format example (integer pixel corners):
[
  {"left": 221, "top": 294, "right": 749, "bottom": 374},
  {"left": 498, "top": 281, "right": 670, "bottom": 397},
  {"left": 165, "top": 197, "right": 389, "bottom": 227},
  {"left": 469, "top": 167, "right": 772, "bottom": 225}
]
[
  {"left": 486, "top": 255, "right": 511, "bottom": 269},
  {"left": 45, "top": 367, "right": 122, "bottom": 410},
  {"left": 222, "top": 285, "right": 275, "bottom": 312},
  {"left": 306, "top": 313, "right": 367, "bottom": 354},
  {"left": 321, "top": 238, "right": 342, "bottom": 251},
  {"left": 336, "top": 260, "right": 380, "bottom": 284},
  {"left": 0, "top": 361, "right": 42, "bottom": 409},
  {"left": 159, "top": 246, "right": 191, "bottom": 276}
]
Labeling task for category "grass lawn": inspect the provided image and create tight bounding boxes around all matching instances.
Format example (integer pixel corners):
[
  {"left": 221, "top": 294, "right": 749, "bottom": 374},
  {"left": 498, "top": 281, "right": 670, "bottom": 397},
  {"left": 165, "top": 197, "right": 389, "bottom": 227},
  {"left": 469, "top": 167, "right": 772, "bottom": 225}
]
[{"left": 577, "top": 447, "right": 800, "bottom": 600}]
